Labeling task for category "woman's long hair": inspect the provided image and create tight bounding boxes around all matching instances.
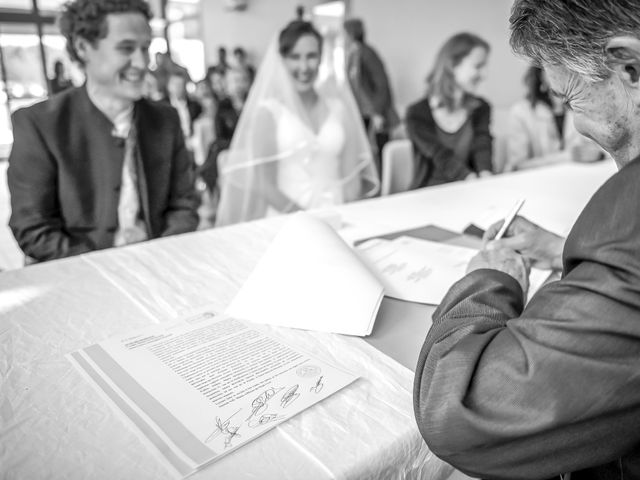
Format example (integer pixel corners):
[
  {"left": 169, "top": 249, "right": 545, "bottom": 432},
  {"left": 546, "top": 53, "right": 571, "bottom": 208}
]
[
  {"left": 523, "top": 65, "right": 552, "bottom": 108},
  {"left": 426, "top": 32, "right": 490, "bottom": 111},
  {"left": 278, "top": 20, "right": 323, "bottom": 56}
]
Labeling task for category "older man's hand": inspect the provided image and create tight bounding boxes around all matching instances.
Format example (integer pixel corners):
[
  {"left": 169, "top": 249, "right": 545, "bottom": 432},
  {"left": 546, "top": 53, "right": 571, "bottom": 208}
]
[
  {"left": 467, "top": 246, "right": 530, "bottom": 296},
  {"left": 483, "top": 216, "right": 565, "bottom": 270}
]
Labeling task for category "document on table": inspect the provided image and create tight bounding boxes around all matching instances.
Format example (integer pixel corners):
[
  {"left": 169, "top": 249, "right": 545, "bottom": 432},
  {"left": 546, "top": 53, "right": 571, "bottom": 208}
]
[
  {"left": 356, "top": 236, "right": 550, "bottom": 305},
  {"left": 68, "top": 313, "right": 357, "bottom": 478},
  {"left": 226, "top": 213, "right": 384, "bottom": 336}
]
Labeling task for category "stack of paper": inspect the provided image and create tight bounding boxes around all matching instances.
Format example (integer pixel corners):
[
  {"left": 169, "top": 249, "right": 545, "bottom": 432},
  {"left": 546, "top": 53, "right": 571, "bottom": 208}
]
[
  {"left": 68, "top": 313, "right": 357, "bottom": 478},
  {"left": 356, "top": 236, "right": 550, "bottom": 304},
  {"left": 226, "top": 213, "right": 384, "bottom": 336}
]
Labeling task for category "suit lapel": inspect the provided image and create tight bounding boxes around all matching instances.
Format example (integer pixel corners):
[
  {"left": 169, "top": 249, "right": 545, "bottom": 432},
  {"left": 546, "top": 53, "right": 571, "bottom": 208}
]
[{"left": 77, "top": 86, "right": 126, "bottom": 229}]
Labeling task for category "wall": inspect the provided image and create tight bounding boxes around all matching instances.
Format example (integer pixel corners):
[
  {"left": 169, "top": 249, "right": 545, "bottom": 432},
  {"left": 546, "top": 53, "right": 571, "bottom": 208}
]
[
  {"left": 200, "top": 0, "right": 528, "bottom": 128},
  {"left": 201, "top": 0, "right": 312, "bottom": 68},
  {"left": 350, "top": 0, "right": 527, "bottom": 113}
]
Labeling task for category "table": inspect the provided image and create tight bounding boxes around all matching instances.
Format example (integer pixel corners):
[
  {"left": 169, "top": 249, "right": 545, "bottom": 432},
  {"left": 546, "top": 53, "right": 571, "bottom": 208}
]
[
  {"left": 357, "top": 160, "right": 617, "bottom": 370},
  {"left": 0, "top": 161, "right": 22, "bottom": 271},
  {"left": 0, "top": 160, "right": 616, "bottom": 479}
]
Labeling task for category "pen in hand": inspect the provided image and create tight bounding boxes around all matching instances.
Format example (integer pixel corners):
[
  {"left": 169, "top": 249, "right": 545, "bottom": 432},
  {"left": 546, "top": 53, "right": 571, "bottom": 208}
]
[{"left": 494, "top": 199, "right": 526, "bottom": 240}]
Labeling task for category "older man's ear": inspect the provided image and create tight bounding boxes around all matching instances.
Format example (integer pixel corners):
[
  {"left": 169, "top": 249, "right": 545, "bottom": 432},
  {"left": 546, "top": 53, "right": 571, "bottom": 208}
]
[{"left": 605, "top": 36, "right": 640, "bottom": 88}]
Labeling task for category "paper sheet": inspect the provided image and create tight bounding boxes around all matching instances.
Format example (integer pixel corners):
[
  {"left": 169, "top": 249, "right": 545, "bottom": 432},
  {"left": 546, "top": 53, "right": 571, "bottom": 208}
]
[
  {"left": 356, "top": 236, "right": 550, "bottom": 305},
  {"left": 68, "top": 312, "right": 357, "bottom": 478},
  {"left": 226, "top": 213, "right": 384, "bottom": 336}
]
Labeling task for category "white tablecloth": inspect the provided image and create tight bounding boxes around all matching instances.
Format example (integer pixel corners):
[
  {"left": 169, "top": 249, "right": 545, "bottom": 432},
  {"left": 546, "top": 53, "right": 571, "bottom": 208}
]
[{"left": 0, "top": 160, "right": 616, "bottom": 479}]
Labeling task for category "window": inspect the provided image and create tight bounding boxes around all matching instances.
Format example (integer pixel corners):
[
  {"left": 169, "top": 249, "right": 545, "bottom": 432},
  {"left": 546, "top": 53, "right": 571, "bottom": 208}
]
[{"left": 0, "top": 0, "right": 205, "bottom": 158}]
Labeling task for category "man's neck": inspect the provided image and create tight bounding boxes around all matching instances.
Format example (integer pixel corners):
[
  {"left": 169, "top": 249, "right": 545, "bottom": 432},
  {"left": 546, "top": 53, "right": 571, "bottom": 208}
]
[
  {"left": 613, "top": 146, "right": 640, "bottom": 169},
  {"left": 86, "top": 81, "right": 134, "bottom": 123}
]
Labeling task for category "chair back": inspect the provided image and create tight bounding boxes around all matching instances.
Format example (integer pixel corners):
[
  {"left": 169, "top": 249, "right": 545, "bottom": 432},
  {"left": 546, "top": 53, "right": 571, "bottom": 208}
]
[
  {"left": 380, "top": 139, "right": 414, "bottom": 195},
  {"left": 492, "top": 133, "right": 509, "bottom": 173},
  {"left": 217, "top": 149, "right": 229, "bottom": 174}
]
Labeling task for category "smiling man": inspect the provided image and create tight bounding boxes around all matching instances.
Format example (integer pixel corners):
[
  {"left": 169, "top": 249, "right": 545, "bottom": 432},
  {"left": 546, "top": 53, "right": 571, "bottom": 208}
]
[
  {"left": 7, "top": 0, "right": 199, "bottom": 263},
  {"left": 414, "top": 1, "right": 640, "bottom": 479}
]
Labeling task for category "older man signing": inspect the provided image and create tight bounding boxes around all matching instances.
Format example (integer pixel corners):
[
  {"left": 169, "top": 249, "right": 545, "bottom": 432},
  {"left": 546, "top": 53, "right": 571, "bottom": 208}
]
[{"left": 414, "top": 2, "right": 640, "bottom": 479}]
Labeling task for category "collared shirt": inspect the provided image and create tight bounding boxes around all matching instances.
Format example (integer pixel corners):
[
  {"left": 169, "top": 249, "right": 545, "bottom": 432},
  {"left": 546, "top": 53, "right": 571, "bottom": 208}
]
[{"left": 111, "top": 107, "right": 148, "bottom": 247}]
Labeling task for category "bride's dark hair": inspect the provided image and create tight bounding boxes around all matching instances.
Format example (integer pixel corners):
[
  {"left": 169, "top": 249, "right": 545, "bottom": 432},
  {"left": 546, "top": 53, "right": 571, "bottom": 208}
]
[{"left": 278, "top": 21, "right": 323, "bottom": 57}]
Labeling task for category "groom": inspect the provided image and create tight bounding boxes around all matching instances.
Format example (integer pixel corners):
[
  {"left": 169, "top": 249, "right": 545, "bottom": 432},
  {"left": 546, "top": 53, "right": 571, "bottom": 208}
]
[{"left": 8, "top": 0, "right": 199, "bottom": 263}]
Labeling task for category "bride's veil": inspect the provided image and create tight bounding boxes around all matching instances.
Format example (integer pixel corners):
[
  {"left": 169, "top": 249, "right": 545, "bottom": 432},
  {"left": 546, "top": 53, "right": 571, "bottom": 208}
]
[{"left": 215, "top": 23, "right": 380, "bottom": 226}]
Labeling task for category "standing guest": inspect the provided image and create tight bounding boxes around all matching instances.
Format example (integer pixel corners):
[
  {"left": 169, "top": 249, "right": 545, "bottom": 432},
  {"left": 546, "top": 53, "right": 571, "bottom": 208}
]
[
  {"left": 198, "top": 67, "right": 250, "bottom": 197},
  {"left": 505, "top": 65, "right": 603, "bottom": 171},
  {"left": 206, "top": 66, "right": 227, "bottom": 104},
  {"left": 215, "top": 68, "right": 250, "bottom": 145},
  {"left": 414, "top": 1, "right": 640, "bottom": 479},
  {"left": 191, "top": 79, "right": 217, "bottom": 168},
  {"left": 344, "top": 18, "right": 399, "bottom": 169},
  {"left": 232, "top": 46, "right": 256, "bottom": 85},
  {"left": 48, "top": 60, "right": 73, "bottom": 95},
  {"left": 152, "top": 51, "right": 190, "bottom": 96},
  {"left": 164, "top": 69, "right": 202, "bottom": 143},
  {"left": 142, "top": 70, "right": 164, "bottom": 101},
  {"left": 213, "top": 46, "right": 229, "bottom": 75},
  {"left": 7, "top": 0, "right": 199, "bottom": 263},
  {"left": 294, "top": 4, "right": 307, "bottom": 22},
  {"left": 406, "top": 32, "right": 493, "bottom": 187}
]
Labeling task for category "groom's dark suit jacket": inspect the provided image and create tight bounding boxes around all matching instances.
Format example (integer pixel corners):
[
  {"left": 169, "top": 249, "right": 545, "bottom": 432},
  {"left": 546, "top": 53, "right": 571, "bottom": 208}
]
[{"left": 8, "top": 86, "right": 199, "bottom": 262}]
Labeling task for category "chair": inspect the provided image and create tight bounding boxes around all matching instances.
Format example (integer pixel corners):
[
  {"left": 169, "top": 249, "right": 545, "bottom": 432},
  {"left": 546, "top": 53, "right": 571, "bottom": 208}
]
[
  {"left": 380, "top": 139, "right": 414, "bottom": 195},
  {"left": 217, "top": 149, "right": 229, "bottom": 175},
  {"left": 492, "top": 133, "right": 510, "bottom": 174}
]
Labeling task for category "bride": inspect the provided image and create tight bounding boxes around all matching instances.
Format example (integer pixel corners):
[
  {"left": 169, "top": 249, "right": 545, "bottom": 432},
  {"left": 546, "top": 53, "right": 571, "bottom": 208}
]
[{"left": 215, "top": 20, "right": 379, "bottom": 226}]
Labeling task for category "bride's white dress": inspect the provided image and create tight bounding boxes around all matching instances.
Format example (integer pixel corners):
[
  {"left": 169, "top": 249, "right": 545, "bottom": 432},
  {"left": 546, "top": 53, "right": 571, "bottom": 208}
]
[{"left": 265, "top": 98, "right": 346, "bottom": 210}]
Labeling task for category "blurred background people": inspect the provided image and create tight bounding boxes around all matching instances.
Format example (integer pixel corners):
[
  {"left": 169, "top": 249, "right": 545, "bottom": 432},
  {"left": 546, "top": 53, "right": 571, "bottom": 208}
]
[
  {"left": 504, "top": 65, "right": 604, "bottom": 172},
  {"left": 214, "top": 67, "right": 251, "bottom": 150},
  {"left": 142, "top": 70, "right": 165, "bottom": 101},
  {"left": 215, "top": 20, "right": 379, "bottom": 226},
  {"left": 197, "top": 67, "right": 251, "bottom": 226},
  {"left": 344, "top": 18, "right": 399, "bottom": 172},
  {"left": 152, "top": 51, "right": 190, "bottom": 97},
  {"left": 206, "top": 65, "right": 227, "bottom": 104},
  {"left": 232, "top": 46, "right": 256, "bottom": 85},
  {"left": 191, "top": 79, "right": 217, "bottom": 168},
  {"left": 163, "top": 69, "right": 202, "bottom": 147},
  {"left": 48, "top": 60, "right": 73, "bottom": 95},
  {"left": 406, "top": 32, "right": 493, "bottom": 187},
  {"left": 212, "top": 46, "right": 229, "bottom": 74}
]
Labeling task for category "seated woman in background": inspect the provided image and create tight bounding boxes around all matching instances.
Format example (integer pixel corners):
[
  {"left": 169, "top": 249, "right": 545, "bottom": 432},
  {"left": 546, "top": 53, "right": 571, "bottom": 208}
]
[
  {"left": 406, "top": 32, "right": 493, "bottom": 187},
  {"left": 504, "top": 66, "right": 603, "bottom": 172},
  {"left": 215, "top": 20, "right": 379, "bottom": 226}
]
